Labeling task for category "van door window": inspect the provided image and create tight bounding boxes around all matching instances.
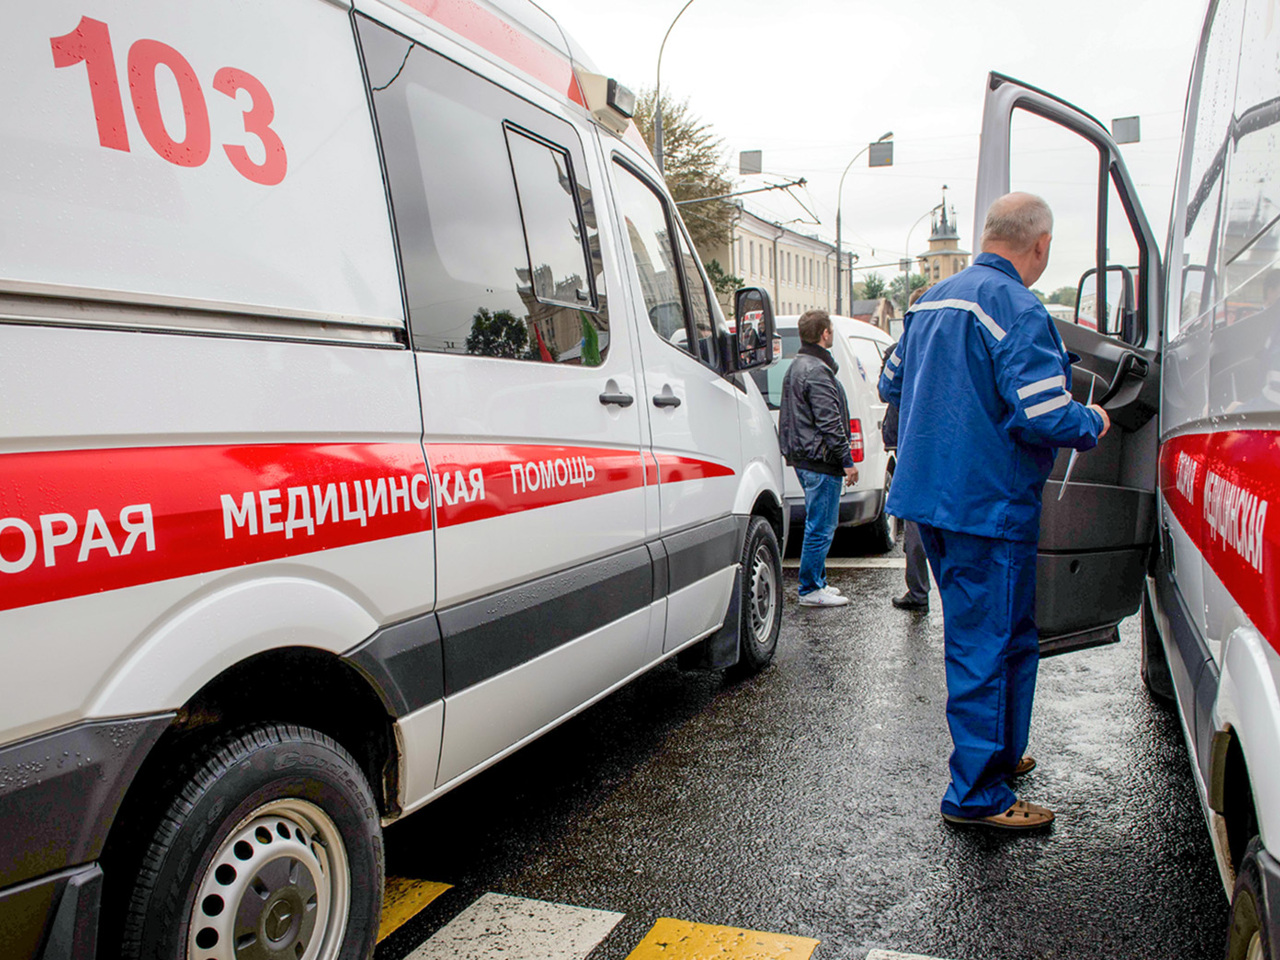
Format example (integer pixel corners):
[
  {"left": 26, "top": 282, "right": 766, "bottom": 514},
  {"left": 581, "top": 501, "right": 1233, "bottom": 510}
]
[
  {"left": 674, "top": 221, "right": 726, "bottom": 370},
  {"left": 1219, "top": 0, "right": 1280, "bottom": 322},
  {"left": 1008, "top": 107, "right": 1146, "bottom": 343},
  {"left": 1177, "top": 0, "right": 1246, "bottom": 337},
  {"left": 610, "top": 162, "right": 694, "bottom": 355},
  {"left": 357, "top": 16, "right": 608, "bottom": 365},
  {"left": 611, "top": 160, "right": 728, "bottom": 371},
  {"left": 505, "top": 125, "right": 597, "bottom": 312}
]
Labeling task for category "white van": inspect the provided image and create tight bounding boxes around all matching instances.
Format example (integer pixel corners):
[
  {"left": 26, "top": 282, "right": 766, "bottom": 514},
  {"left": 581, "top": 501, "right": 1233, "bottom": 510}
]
[
  {"left": 751, "top": 314, "right": 896, "bottom": 552},
  {"left": 0, "top": 3, "right": 786, "bottom": 957},
  {"left": 973, "top": 0, "right": 1280, "bottom": 953}
]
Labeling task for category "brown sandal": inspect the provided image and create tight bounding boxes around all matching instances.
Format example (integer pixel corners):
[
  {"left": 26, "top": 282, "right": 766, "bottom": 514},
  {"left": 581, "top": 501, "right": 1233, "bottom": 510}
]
[
  {"left": 1013, "top": 756, "right": 1036, "bottom": 776},
  {"left": 943, "top": 799, "right": 1055, "bottom": 831}
]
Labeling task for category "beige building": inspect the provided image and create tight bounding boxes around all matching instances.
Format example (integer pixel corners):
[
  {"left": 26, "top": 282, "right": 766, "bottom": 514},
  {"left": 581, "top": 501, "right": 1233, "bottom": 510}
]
[
  {"left": 704, "top": 206, "right": 856, "bottom": 319},
  {"left": 917, "top": 200, "right": 971, "bottom": 288}
]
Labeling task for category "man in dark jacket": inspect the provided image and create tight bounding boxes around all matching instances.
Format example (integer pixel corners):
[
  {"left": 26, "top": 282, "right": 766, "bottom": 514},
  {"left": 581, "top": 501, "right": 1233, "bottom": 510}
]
[{"left": 779, "top": 310, "right": 858, "bottom": 607}]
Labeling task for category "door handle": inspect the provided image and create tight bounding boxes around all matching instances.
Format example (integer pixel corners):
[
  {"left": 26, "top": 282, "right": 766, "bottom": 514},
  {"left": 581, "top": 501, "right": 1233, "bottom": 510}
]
[
  {"left": 599, "top": 391, "right": 634, "bottom": 407},
  {"left": 652, "top": 394, "right": 682, "bottom": 408}
]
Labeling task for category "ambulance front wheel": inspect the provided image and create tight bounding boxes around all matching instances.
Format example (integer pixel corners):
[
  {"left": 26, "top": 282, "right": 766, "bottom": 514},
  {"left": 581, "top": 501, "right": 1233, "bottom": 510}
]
[
  {"left": 737, "top": 515, "right": 784, "bottom": 673},
  {"left": 120, "top": 723, "right": 383, "bottom": 960},
  {"left": 1226, "top": 838, "right": 1273, "bottom": 960}
]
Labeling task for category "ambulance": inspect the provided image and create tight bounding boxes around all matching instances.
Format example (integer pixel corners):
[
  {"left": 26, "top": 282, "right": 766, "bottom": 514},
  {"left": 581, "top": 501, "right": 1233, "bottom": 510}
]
[
  {"left": 973, "top": 0, "right": 1280, "bottom": 954},
  {"left": 0, "top": 2, "right": 787, "bottom": 957}
]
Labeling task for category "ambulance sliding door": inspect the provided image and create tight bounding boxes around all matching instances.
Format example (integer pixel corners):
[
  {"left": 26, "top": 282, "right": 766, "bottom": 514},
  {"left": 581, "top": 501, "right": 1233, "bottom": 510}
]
[
  {"left": 357, "top": 15, "right": 650, "bottom": 791},
  {"left": 974, "top": 74, "right": 1162, "bottom": 655}
]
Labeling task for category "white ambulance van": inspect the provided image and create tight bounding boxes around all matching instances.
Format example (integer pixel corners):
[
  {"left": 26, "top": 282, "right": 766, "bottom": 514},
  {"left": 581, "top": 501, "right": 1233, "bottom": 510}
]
[
  {"left": 973, "top": 0, "right": 1280, "bottom": 954},
  {"left": 0, "top": 2, "right": 786, "bottom": 957}
]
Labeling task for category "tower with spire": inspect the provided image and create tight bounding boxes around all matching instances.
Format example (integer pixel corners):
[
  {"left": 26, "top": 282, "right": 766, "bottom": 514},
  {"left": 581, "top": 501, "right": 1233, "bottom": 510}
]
[{"left": 916, "top": 186, "right": 971, "bottom": 289}]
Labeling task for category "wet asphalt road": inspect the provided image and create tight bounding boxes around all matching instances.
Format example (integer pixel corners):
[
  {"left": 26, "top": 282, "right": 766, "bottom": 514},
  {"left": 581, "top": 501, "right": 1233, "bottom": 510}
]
[{"left": 377, "top": 536, "right": 1229, "bottom": 960}]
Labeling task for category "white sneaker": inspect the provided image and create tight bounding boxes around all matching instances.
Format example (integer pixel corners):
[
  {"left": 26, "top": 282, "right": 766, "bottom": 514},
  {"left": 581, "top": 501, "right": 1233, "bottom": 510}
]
[
  {"left": 798, "top": 590, "right": 850, "bottom": 607},
  {"left": 819, "top": 585, "right": 843, "bottom": 597}
]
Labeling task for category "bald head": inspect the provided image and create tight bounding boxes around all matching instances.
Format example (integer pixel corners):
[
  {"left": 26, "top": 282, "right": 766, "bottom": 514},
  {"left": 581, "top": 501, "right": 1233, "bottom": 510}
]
[
  {"left": 980, "top": 192, "right": 1054, "bottom": 286},
  {"left": 981, "top": 192, "right": 1053, "bottom": 252}
]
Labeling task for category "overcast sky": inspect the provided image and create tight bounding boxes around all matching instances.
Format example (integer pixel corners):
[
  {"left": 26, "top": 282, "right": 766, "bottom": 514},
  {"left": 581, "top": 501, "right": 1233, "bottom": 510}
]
[{"left": 536, "top": 0, "right": 1209, "bottom": 294}]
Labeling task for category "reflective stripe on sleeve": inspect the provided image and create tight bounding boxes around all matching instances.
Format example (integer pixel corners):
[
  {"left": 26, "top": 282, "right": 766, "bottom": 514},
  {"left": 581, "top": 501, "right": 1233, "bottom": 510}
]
[
  {"left": 887, "top": 350, "right": 902, "bottom": 368},
  {"left": 1016, "top": 375, "right": 1065, "bottom": 400},
  {"left": 883, "top": 366, "right": 896, "bottom": 380},
  {"left": 1025, "top": 392, "right": 1071, "bottom": 418},
  {"left": 909, "top": 298, "right": 1007, "bottom": 341}
]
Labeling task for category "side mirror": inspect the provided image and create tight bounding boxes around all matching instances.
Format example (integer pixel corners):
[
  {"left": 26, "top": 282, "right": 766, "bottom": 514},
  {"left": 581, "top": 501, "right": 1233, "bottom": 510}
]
[
  {"left": 729, "top": 287, "right": 775, "bottom": 371},
  {"left": 1075, "top": 265, "right": 1135, "bottom": 337}
]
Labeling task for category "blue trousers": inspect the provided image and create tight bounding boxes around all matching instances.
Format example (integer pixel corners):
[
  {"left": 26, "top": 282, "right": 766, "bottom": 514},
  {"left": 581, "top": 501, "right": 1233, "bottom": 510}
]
[
  {"left": 917, "top": 523, "right": 1039, "bottom": 818},
  {"left": 796, "top": 468, "right": 842, "bottom": 596}
]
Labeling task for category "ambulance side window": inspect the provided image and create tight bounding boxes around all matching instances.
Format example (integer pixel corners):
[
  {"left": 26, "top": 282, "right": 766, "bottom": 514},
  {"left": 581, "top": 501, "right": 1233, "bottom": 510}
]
[
  {"left": 1219, "top": 0, "right": 1280, "bottom": 322},
  {"left": 357, "top": 16, "right": 609, "bottom": 365},
  {"left": 611, "top": 160, "right": 725, "bottom": 370},
  {"left": 1177, "top": 0, "right": 1246, "bottom": 336}
]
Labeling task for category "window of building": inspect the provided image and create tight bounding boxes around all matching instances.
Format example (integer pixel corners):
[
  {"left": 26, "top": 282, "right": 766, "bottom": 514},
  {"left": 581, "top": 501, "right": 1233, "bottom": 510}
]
[
  {"left": 358, "top": 16, "right": 607, "bottom": 364},
  {"left": 750, "top": 241, "right": 756, "bottom": 276}
]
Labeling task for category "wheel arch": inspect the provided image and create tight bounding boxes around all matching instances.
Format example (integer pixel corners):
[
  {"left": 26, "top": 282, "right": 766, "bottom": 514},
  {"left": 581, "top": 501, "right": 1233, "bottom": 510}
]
[{"left": 1215, "top": 624, "right": 1280, "bottom": 862}]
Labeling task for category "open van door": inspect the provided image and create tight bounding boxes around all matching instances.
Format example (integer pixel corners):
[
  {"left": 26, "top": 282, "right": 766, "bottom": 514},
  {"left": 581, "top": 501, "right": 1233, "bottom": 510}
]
[{"left": 975, "top": 73, "right": 1163, "bottom": 655}]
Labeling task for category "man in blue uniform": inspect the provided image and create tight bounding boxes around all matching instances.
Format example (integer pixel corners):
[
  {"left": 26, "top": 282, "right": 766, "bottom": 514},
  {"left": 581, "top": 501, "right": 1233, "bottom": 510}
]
[{"left": 878, "top": 192, "right": 1110, "bottom": 831}]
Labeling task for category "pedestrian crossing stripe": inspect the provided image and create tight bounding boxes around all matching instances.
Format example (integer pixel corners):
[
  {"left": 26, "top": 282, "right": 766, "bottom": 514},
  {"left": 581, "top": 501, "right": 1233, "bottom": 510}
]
[
  {"left": 377, "top": 877, "right": 452, "bottom": 943},
  {"left": 376, "top": 878, "right": 946, "bottom": 959},
  {"left": 404, "top": 892, "right": 622, "bottom": 960},
  {"left": 625, "top": 918, "right": 820, "bottom": 959}
]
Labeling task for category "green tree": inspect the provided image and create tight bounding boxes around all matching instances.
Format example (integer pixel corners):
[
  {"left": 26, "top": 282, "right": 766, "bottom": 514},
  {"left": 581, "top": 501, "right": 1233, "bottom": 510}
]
[
  {"left": 705, "top": 259, "right": 744, "bottom": 298},
  {"left": 466, "top": 307, "right": 528, "bottom": 359},
  {"left": 862, "top": 273, "right": 887, "bottom": 299},
  {"left": 1047, "top": 285, "right": 1077, "bottom": 307},
  {"left": 1030, "top": 288, "right": 1048, "bottom": 303},
  {"left": 633, "top": 90, "right": 732, "bottom": 254},
  {"left": 888, "top": 273, "right": 928, "bottom": 310}
]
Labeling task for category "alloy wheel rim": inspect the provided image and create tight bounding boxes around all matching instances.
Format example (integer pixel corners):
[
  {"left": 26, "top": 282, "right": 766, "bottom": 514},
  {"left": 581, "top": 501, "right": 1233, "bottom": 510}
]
[{"left": 187, "top": 798, "right": 350, "bottom": 960}]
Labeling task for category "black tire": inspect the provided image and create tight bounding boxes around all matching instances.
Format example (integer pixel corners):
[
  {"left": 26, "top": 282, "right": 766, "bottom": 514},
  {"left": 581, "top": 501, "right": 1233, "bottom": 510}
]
[
  {"left": 1140, "top": 588, "right": 1175, "bottom": 705},
  {"left": 736, "top": 515, "right": 784, "bottom": 673},
  {"left": 1226, "top": 838, "right": 1274, "bottom": 960},
  {"left": 120, "top": 723, "right": 383, "bottom": 960}
]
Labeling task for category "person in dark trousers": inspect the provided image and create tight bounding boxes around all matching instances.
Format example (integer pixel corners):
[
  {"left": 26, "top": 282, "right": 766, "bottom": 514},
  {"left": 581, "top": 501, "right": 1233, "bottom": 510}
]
[
  {"left": 878, "top": 192, "right": 1110, "bottom": 831},
  {"left": 882, "top": 288, "right": 930, "bottom": 613},
  {"left": 779, "top": 309, "right": 858, "bottom": 607}
]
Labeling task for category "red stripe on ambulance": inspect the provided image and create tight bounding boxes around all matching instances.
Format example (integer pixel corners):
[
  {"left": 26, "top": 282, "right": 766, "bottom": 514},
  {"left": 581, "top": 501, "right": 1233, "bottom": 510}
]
[
  {"left": 654, "top": 453, "right": 737, "bottom": 484},
  {"left": 426, "top": 443, "right": 645, "bottom": 527},
  {"left": 401, "top": 0, "right": 588, "bottom": 107},
  {"left": 0, "top": 443, "right": 734, "bottom": 612},
  {"left": 0, "top": 443, "right": 432, "bottom": 613},
  {"left": 1159, "top": 431, "right": 1280, "bottom": 652}
]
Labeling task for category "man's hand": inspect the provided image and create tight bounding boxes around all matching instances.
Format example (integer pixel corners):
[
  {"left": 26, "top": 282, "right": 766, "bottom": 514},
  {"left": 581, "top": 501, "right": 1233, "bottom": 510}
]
[
  {"left": 1089, "top": 404, "right": 1111, "bottom": 437},
  {"left": 844, "top": 465, "right": 859, "bottom": 484}
]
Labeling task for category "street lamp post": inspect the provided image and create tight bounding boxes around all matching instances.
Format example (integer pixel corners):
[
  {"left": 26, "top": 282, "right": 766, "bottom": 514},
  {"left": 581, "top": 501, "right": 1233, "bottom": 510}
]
[
  {"left": 654, "top": 0, "right": 700, "bottom": 175},
  {"left": 835, "top": 131, "right": 892, "bottom": 315}
]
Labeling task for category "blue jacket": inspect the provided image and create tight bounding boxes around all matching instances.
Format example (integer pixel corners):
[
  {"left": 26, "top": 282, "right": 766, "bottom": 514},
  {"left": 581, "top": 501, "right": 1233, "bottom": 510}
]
[{"left": 878, "top": 253, "right": 1104, "bottom": 543}]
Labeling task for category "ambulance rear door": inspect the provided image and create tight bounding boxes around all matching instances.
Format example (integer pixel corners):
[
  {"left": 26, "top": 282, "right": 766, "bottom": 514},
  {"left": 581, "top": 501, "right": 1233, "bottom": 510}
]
[{"left": 974, "top": 73, "right": 1163, "bottom": 655}]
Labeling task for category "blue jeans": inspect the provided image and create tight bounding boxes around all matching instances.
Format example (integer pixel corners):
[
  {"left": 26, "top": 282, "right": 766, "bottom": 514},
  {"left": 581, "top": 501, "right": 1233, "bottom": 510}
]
[
  {"left": 917, "top": 523, "right": 1039, "bottom": 818},
  {"left": 796, "top": 468, "right": 843, "bottom": 596}
]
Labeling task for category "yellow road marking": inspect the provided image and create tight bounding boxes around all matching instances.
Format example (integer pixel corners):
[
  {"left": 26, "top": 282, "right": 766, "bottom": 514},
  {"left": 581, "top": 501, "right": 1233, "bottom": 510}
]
[
  {"left": 378, "top": 877, "right": 452, "bottom": 943},
  {"left": 625, "top": 918, "right": 820, "bottom": 960}
]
